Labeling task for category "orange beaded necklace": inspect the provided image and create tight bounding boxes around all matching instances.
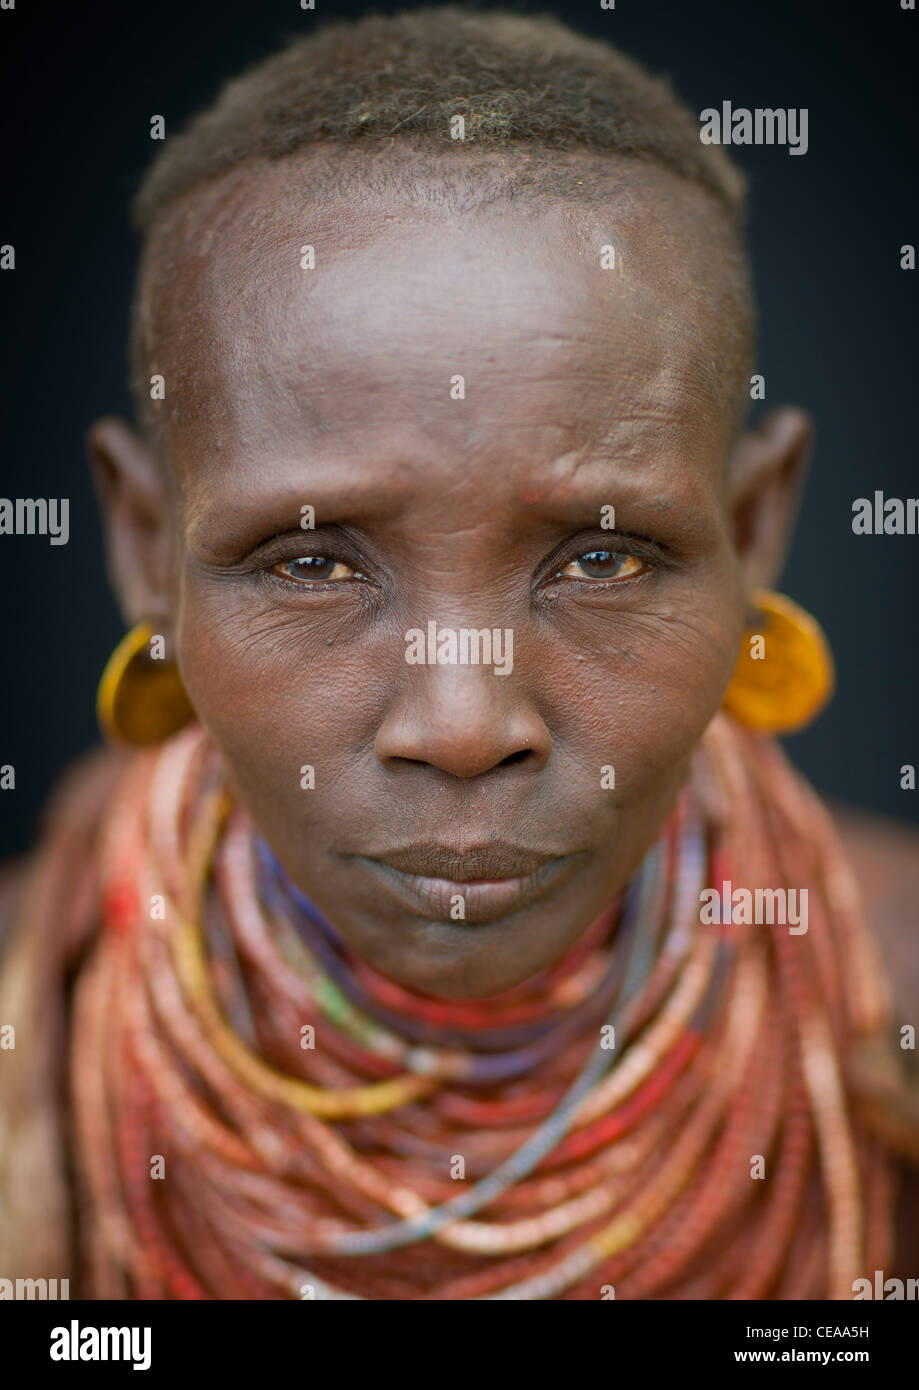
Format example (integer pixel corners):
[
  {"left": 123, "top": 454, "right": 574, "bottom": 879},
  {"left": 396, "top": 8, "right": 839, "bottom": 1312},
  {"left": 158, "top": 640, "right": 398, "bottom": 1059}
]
[{"left": 66, "top": 713, "right": 895, "bottom": 1299}]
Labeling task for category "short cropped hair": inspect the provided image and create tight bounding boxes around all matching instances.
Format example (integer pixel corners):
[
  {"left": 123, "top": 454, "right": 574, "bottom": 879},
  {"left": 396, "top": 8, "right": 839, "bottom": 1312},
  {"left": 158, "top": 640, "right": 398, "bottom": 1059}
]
[{"left": 128, "top": 5, "right": 753, "bottom": 435}]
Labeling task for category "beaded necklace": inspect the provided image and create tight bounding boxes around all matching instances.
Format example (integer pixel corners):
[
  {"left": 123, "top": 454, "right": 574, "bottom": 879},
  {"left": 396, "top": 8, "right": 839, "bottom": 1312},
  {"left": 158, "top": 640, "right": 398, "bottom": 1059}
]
[{"left": 68, "top": 714, "right": 895, "bottom": 1299}]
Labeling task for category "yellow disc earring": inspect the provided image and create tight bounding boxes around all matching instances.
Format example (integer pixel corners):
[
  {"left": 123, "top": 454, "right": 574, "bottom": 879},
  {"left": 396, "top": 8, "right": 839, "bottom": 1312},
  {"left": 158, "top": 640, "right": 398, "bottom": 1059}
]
[
  {"left": 722, "top": 589, "right": 835, "bottom": 735},
  {"left": 96, "top": 621, "right": 195, "bottom": 747}
]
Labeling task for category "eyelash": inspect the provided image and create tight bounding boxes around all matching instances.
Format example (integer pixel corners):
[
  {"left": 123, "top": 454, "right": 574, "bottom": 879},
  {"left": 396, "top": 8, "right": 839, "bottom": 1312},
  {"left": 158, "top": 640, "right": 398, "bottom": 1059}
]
[
  {"left": 269, "top": 555, "right": 368, "bottom": 587},
  {"left": 546, "top": 548, "right": 653, "bottom": 590},
  {"left": 258, "top": 533, "right": 661, "bottom": 597}
]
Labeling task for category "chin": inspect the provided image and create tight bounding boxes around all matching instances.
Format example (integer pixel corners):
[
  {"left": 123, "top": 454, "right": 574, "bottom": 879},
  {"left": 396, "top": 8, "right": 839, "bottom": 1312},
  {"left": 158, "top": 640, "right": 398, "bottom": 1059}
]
[{"left": 335, "top": 904, "right": 595, "bottom": 1000}]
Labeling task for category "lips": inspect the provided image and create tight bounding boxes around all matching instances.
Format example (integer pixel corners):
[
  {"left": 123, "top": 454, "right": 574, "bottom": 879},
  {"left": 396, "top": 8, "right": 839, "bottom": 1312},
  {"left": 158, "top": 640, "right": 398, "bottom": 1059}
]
[
  {"left": 370, "top": 840, "right": 560, "bottom": 881},
  {"left": 354, "top": 841, "right": 583, "bottom": 924}
]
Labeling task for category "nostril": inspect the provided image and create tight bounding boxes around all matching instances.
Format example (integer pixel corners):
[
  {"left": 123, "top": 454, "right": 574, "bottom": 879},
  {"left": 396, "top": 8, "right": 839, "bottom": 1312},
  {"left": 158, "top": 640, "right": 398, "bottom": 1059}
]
[{"left": 500, "top": 749, "right": 532, "bottom": 768}]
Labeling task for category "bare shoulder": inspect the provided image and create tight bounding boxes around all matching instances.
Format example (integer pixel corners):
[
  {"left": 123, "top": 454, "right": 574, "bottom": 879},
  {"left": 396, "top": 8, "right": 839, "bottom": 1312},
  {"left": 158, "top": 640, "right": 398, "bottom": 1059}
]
[
  {"left": 0, "top": 745, "right": 128, "bottom": 953},
  {"left": 828, "top": 802, "right": 919, "bottom": 1275},
  {"left": 0, "top": 856, "right": 28, "bottom": 961},
  {"left": 830, "top": 800, "right": 919, "bottom": 1020}
]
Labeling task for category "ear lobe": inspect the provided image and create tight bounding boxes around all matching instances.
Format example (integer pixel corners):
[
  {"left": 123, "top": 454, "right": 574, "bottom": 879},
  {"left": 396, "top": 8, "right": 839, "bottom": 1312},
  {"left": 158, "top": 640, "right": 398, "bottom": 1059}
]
[
  {"left": 727, "top": 406, "right": 813, "bottom": 593},
  {"left": 86, "top": 416, "right": 173, "bottom": 631}
]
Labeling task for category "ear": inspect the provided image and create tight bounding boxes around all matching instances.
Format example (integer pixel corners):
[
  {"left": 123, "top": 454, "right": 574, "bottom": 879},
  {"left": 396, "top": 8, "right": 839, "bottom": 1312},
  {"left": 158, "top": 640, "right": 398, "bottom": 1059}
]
[
  {"left": 727, "top": 405, "right": 813, "bottom": 594},
  {"left": 87, "top": 417, "right": 174, "bottom": 632}
]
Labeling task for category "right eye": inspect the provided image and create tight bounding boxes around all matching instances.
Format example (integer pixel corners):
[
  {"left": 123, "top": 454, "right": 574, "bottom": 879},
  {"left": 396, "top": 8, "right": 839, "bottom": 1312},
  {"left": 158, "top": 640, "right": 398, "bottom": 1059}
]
[{"left": 269, "top": 555, "right": 362, "bottom": 585}]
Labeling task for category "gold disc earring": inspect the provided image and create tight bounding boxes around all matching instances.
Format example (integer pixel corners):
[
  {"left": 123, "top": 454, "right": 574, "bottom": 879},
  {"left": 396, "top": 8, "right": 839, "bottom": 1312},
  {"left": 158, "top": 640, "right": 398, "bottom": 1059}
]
[
  {"left": 96, "top": 621, "right": 195, "bottom": 747},
  {"left": 722, "top": 589, "right": 835, "bottom": 735}
]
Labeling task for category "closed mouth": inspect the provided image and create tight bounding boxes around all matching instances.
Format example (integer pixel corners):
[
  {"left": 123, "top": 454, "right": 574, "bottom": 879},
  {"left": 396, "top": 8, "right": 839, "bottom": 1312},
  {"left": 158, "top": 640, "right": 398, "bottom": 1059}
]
[
  {"left": 354, "top": 844, "right": 583, "bottom": 924},
  {"left": 362, "top": 839, "right": 566, "bottom": 880}
]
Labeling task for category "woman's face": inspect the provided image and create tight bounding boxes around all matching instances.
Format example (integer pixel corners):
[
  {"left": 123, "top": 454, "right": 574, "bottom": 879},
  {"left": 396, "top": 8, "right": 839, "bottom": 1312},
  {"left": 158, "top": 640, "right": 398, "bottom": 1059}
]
[{"left": 101, "top": 157, "right": 798, "bottom": 998}]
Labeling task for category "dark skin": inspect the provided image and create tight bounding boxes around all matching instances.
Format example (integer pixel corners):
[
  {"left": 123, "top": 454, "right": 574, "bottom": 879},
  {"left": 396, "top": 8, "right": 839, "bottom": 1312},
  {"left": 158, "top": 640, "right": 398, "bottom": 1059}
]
[
  {"left": 87, "top": 155, "right": 811, "bottom": 1000},
  {"left": 0, "top": 146, "right": 908, "bottom": 1281}
]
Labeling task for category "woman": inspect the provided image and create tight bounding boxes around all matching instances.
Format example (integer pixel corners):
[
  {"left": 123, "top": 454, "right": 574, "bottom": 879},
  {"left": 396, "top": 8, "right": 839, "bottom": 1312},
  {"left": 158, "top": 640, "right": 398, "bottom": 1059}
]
[{"left": 1, "top": 7, "right": 917, "bottom": 1300}]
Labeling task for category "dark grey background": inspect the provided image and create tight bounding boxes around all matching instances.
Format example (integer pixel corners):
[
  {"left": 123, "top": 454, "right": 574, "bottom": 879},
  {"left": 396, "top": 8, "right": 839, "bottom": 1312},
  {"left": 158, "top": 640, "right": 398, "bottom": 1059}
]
[{"left": 1, "top": 0, "right": 916, "bottom": 858}]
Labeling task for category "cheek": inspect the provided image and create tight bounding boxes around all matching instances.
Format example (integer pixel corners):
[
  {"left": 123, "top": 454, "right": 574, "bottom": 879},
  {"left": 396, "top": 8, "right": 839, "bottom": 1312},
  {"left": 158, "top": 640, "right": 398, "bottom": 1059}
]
[
  {"left": 534, "top": 599, "right": 743, "bottom": 886},
  {"left": 556, "top": 575, "right": 739, "bottom": 700},
  {"left": 174, "top": 585, "right": 377, "bottom": 834},
  {"left": 542, "top": 595, "right": 744, "bottom": 797}
]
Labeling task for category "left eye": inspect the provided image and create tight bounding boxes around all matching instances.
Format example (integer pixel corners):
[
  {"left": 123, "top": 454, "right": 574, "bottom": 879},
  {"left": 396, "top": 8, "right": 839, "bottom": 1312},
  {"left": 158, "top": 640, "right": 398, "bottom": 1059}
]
[
  {"left": 555, "top": 549, "right": 648, "bottom": 582},
  {"left": 270, "top": 556, "right": 360, "bottom": 583}
]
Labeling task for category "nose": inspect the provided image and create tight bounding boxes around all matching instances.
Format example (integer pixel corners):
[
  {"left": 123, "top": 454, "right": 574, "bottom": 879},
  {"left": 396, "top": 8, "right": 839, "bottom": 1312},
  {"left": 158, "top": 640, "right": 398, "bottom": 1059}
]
[{"left": 374, "top": 661, "right": 552, "bottom": 779}]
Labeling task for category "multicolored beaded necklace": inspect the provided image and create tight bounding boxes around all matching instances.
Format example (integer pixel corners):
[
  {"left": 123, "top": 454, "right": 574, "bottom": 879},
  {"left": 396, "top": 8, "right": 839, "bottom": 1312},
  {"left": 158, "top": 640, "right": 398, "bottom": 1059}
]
[{"left": 68, "top": 713, "right": 895, "bottom": 1299}]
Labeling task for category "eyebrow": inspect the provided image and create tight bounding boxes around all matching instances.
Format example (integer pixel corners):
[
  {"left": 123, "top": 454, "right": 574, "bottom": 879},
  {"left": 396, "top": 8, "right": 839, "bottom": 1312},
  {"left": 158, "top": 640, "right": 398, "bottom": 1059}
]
[
  {"left": 507, "top": 445, "right": 716, "bottom": 520},
  {"left": 186, "top": 470, "right": 414, "bottom": 556},
  {"left": 185, "top": 443, "right": 717, "bottom": 558}
]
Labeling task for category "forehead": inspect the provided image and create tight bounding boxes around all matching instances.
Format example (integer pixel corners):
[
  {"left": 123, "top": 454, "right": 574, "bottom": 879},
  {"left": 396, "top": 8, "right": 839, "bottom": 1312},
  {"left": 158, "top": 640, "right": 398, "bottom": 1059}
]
[{"left": 138, "top": 153, "right": 746, "bottom": 488}]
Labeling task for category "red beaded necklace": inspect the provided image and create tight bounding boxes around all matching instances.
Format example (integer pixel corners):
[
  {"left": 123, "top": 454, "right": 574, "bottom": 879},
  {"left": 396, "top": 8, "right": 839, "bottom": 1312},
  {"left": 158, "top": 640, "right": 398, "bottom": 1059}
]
[{"left": 66, "top": 713, "right": 895, "bottom": 1299}]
